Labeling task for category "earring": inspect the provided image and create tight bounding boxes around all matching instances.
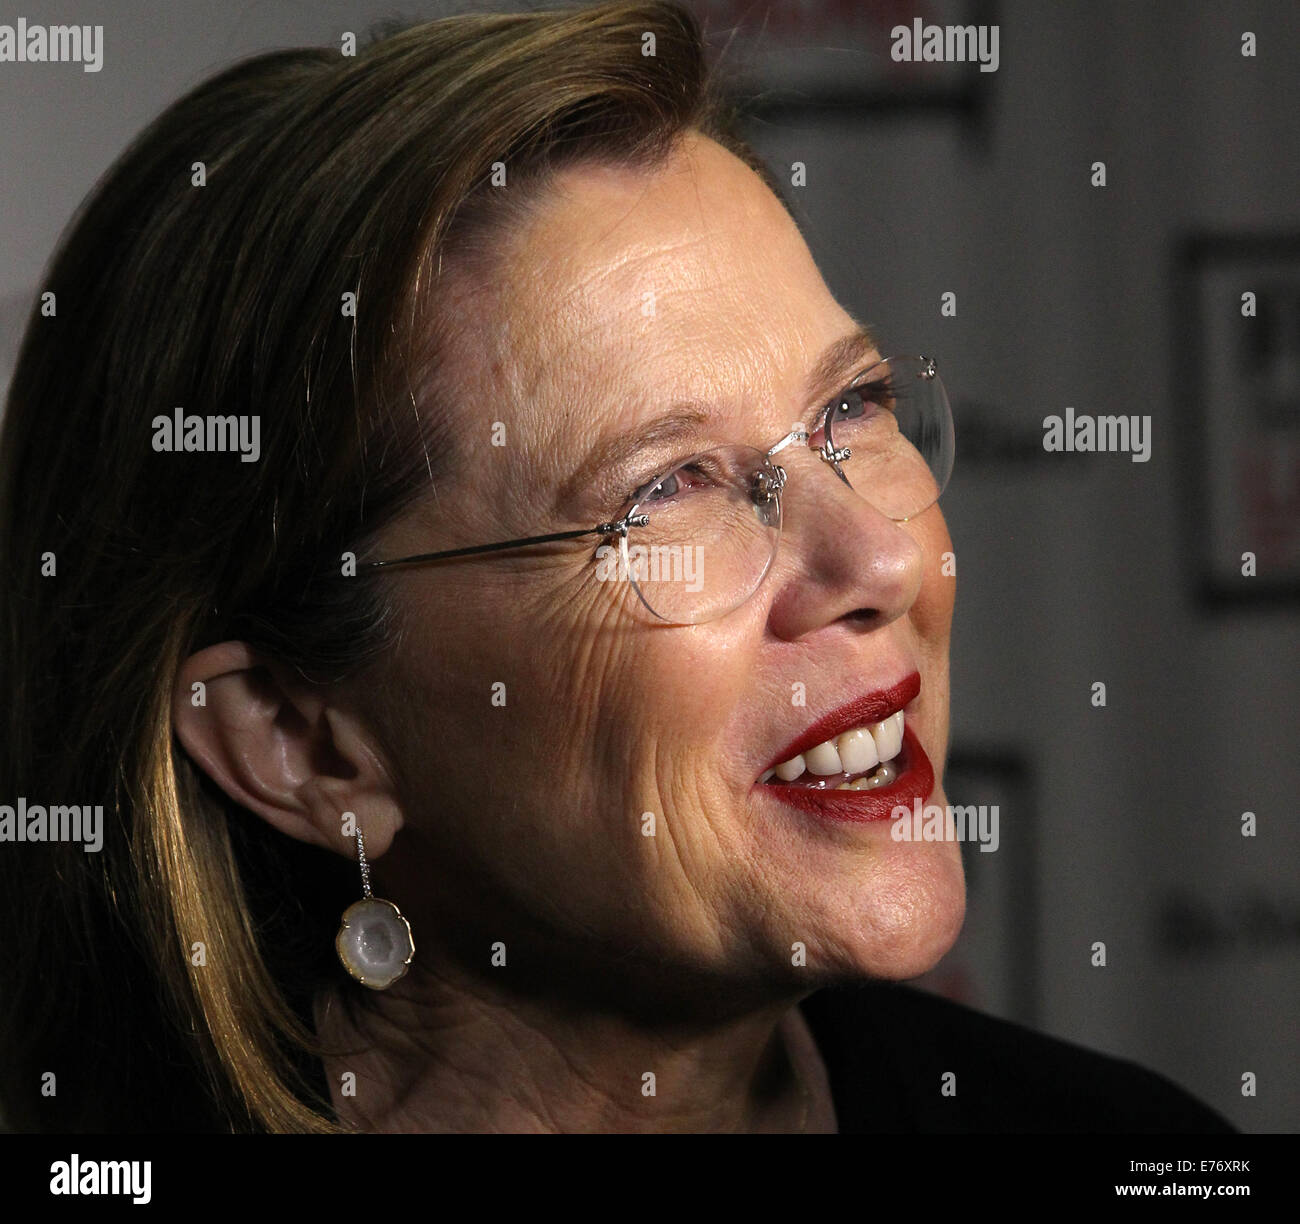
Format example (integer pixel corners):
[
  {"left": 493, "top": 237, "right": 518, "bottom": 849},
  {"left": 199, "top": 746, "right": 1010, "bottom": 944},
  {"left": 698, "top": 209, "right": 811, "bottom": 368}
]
[{"left": 335, "top": 824, "right": 414, "bottom": 990}]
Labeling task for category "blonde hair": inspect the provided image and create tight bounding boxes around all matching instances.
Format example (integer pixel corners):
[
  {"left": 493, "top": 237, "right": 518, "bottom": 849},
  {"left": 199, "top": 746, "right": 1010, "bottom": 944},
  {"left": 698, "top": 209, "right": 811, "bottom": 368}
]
[{"left": 0, "top": 2, "right": 770, "bottom": 1132}]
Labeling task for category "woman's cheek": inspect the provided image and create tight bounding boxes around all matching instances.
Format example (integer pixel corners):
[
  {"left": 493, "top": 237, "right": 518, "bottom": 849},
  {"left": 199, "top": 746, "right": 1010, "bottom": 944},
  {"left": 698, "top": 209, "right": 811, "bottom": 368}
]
[{"left": 914, "top": 506, "right": 956, "bottom": 637}]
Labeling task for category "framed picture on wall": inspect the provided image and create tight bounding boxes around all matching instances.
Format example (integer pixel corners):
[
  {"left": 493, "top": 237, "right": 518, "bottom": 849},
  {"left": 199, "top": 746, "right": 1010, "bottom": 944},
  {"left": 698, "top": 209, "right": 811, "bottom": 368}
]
[{"left": 1177, "top": 233, "right": 1300, "bottom": 606}]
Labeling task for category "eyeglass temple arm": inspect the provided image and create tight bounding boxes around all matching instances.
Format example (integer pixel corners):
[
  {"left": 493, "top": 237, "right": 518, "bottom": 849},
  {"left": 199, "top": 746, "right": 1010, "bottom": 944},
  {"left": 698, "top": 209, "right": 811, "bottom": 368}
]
[{"left": 360, "top": 514, "right": 649, "bottom": 570}]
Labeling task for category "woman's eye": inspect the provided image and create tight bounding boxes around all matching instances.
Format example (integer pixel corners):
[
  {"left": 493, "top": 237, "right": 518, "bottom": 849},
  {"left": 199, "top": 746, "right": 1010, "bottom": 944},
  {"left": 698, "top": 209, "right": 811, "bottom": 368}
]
[
  {"left": 650, "top": 472, "right": 679, "bottom": 499},
  {"left": 646, "top": 465, "right": 703, "bottom": 502},
  {"left": 834, "top": 377, "right": 894, "bottom": 422},
  {"left": 833, "top": 390, "right": 865, "bottom": 420}
]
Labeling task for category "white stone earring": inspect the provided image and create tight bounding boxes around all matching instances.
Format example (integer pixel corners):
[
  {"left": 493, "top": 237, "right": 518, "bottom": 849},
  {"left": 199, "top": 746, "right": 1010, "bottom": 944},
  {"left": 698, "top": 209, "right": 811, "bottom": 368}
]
[{"left": 335, "top": 824, "right": 414, "bottom": 990}]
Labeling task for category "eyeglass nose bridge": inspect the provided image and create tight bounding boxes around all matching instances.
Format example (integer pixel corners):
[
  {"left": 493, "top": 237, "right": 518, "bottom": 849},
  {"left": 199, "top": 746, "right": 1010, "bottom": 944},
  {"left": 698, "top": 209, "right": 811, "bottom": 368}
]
[
  {"left": 764, "top": 427, "right": 807, "bottom": 459},
  {"left": 763, "top": 424, "right": 852, "bottom": 497}
]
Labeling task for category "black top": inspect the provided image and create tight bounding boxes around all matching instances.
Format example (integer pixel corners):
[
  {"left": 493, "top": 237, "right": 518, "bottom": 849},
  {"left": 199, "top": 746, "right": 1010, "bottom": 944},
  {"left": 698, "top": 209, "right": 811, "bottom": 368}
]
[{"left": 800, "top": 980, "right": 1236, "bottom": 1133}]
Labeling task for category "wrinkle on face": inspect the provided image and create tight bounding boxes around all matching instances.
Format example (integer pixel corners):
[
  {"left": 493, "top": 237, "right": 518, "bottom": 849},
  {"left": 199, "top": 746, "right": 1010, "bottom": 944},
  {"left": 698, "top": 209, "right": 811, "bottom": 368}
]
[{"left": 360, "top": 129, "right": 962, "bottom": 1013}]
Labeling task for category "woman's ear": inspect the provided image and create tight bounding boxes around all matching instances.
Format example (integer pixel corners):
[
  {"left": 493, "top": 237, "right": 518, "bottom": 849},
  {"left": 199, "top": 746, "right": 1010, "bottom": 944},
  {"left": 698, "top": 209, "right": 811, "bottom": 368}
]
[{"left": 172, "top": 641, "right": 403, "bottom": 860}]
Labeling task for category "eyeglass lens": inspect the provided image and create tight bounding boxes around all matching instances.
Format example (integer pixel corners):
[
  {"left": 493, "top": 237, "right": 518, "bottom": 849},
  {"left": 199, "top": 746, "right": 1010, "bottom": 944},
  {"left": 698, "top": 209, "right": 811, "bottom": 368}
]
[{"left": 609, "top": 356, "right": 953, "bottom": 624}]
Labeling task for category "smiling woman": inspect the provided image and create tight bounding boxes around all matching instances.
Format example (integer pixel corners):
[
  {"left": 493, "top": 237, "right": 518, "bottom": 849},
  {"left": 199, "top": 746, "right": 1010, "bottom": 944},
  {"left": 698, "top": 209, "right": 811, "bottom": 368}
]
[{"left": 0, "top": 1, "right": 1232, "bottom": 1135}]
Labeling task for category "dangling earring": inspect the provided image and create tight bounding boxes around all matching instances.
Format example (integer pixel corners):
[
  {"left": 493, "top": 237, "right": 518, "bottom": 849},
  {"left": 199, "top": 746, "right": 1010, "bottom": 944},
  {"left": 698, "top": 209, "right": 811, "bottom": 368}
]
[{"left": 335, "top": 824, "right": 414, "bottom": 990}]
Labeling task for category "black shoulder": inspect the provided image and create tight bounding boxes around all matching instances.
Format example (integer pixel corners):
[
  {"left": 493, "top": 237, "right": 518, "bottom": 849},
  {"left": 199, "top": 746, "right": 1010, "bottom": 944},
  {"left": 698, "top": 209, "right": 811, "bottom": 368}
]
[{"left": 801, "top": 981, "right": 1236, "bottom": 1134}]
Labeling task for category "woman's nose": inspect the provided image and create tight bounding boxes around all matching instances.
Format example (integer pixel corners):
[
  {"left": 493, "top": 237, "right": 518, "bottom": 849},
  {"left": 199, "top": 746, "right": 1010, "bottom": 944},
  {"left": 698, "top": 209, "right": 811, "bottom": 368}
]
[{"left": 762, "top": 448, "right": 924, "bottom": 641}]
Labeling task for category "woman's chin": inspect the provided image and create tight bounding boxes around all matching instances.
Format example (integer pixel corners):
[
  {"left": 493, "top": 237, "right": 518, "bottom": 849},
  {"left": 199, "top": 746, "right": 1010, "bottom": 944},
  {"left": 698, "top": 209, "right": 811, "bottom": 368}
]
[{"left": 801, "top": 841, "right": 967, "bottom": 984}]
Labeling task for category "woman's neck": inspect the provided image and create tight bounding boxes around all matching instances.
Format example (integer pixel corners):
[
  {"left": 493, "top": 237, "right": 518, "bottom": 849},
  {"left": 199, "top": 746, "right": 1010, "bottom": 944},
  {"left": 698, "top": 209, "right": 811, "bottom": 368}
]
[{"left": 313, "top": 967, "right": 836, "bottom": 1133}]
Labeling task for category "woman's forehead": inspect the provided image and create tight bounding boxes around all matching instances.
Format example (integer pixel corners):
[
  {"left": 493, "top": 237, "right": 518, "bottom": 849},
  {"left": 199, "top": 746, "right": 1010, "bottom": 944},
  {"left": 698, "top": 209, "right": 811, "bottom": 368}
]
[{"left": 460, "top": 137, "right": 846, "bottom": 431}]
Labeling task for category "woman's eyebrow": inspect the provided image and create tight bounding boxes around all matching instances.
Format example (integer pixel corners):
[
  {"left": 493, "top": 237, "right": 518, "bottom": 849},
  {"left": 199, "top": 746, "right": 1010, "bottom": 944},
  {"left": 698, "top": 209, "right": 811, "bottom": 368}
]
[
  {"left": 556, "top": 324, "right": 883, "bottom": 509},
  {"left": 803, "top": 324, "right": 883, "bottom": 410},
  {"left": 554, "top": 408, "right": 712, "bottom": 509}
]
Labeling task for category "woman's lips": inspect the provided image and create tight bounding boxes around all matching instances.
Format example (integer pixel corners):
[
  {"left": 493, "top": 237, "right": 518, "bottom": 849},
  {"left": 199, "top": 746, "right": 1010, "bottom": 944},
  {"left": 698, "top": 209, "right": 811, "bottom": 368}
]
[
  {"left": 755, "top": 723, "right": 935, "bottom": 822},
  {"left": 760, "top": 672, "right": 921, "bottom": 775}
]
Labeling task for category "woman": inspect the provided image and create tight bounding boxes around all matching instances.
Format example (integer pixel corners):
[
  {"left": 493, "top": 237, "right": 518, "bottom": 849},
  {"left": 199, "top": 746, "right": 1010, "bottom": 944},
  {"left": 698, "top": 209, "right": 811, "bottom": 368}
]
[{"left": 0, "top": 1, "right": 1230, "bottom": 1133}]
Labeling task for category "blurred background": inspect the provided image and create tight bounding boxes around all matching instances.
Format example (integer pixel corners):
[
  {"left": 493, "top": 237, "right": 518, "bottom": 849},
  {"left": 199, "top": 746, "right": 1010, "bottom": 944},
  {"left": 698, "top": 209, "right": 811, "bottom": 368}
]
[{"left": 1, "top": 0, "right": 1296, "bottom": 1132}]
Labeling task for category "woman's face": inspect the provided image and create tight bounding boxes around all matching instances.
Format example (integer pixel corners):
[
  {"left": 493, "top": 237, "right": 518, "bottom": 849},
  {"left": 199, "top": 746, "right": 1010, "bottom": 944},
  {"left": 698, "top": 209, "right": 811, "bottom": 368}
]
[{"left": 365, "top": 130, "right": 963, "bottom": 1005}]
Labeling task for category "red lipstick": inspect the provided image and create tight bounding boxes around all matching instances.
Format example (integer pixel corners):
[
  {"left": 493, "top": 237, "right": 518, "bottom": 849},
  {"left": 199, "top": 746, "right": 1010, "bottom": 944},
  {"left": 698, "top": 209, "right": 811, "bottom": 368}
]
[
  {"left": 761, "top": 723, "right": 934, "bottom": 822},
  {"left": 760, "top": 671, "right": 921, "bottom": 775},
  {"left": 755, "top": 671, "right": 935, "bottom": 823}
]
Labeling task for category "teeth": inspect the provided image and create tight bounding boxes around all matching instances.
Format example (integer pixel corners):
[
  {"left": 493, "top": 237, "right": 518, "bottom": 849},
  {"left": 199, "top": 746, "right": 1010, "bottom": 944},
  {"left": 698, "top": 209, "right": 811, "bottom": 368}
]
[
  {"left": 765, "top": 710, "right": 907, "bottom": 783},
  {"left": 834, "top": 761, "right": 898, "bottom": 790},
  {"left": 869, "top": 710, "right": 904, "bottom": 763},
  {"left": 872, "top": 760, "right": 898, "bottom": 787},
  {"left": 836, "top": 727, "right": 879, "bottom": 774},
  {"left": 774, "top": 755, "right": 806, "bottom": 782},
  {"left": 803, "top": 740, "right": 843, "bottom": 775}
]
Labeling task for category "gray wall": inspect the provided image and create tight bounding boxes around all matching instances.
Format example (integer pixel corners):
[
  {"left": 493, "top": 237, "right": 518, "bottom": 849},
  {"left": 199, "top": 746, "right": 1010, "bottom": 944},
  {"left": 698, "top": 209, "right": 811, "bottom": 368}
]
[{"left": 2, "top": 1, "right": 1296, "bottom": 1132}]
